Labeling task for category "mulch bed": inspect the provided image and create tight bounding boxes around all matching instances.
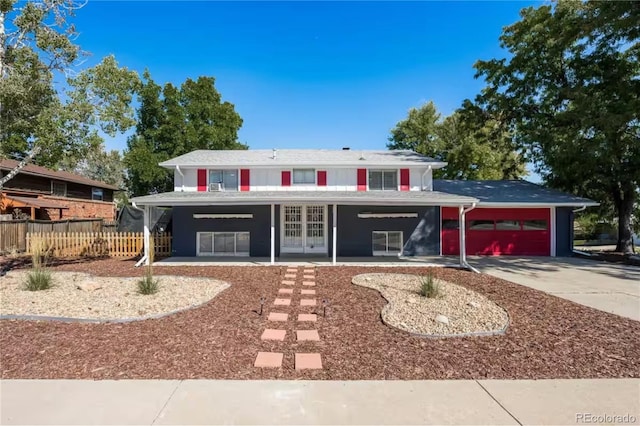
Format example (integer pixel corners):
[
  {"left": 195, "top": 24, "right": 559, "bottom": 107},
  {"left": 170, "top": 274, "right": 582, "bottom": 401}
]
[{"left": 1, "top": 258, "right": 638, "bottom": 380}]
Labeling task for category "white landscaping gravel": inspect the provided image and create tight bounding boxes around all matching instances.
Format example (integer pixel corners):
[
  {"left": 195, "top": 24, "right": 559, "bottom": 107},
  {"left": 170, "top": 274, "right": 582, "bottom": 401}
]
[
  {"left": 352, "top": 273, "right": 509, "bottom": 336},
  {"left": 0, "top": 270, "right": 230, "bottom": 321}
]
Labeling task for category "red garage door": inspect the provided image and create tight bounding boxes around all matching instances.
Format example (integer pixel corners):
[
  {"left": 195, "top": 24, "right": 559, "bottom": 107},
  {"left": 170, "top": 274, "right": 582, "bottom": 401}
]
[{"left": 442, "top": 207, "right": 551, "bottom": 256}]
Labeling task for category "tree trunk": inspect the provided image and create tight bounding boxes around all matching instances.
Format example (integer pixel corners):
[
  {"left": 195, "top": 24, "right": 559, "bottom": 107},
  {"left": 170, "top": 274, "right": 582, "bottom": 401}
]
[
  {"left": 0, "top": 147, "right": 42, "bottom": 191},
  {"left": 615, "top": 186, "right": 636, "bottom": 254}
]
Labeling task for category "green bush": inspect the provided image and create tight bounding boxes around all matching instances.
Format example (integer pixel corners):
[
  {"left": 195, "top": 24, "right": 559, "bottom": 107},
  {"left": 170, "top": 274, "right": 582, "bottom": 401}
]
[
  {"left": 137, "top": 267, "right": 158, "bottom": 295},
  {"left": 24, "top": 268, "right": 52, "bottom": 291},
  {"left": 419, "top": 272, "right": 440, "bottom": 298}
]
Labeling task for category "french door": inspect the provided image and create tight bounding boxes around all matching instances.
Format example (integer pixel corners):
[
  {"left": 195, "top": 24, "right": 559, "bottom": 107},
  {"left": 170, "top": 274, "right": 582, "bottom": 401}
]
[{"left": 281, "top": 205, "right": 327, "bottom": 254}]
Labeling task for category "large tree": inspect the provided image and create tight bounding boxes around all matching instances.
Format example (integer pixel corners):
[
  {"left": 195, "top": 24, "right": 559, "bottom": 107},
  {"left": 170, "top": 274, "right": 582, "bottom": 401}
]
[
  {"left": 0, "top": 0, "right": 139, "bottom": 189},
  {"left": 388, "top": 101, "right": 526, "bottom": 179},
  {"left": 124, "top": 73, "right": 245, "bottom": 196},
  {"left": 474, "top": 0, "right": 639, "bottom": 253}
]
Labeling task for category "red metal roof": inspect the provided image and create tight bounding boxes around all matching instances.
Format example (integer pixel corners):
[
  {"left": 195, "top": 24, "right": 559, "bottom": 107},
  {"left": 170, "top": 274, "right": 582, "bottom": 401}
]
[
  {"left": 4, "top": 195, "right": 70, "bottom": 209},
  {"left": 0, "top": 159, "right": 120, "bottom": 190}
]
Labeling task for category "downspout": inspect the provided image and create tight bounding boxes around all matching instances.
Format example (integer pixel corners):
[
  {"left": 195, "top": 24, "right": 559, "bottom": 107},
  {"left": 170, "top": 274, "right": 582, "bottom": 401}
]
[
  {"left": 460, "top": 202, "right": 479, "bottom": 273},
  {"left": 176, "top": 165, "right": 184, "bottom": 192},
  {"left": 571, "top": 205, "right": 590, "bottom": 256}
]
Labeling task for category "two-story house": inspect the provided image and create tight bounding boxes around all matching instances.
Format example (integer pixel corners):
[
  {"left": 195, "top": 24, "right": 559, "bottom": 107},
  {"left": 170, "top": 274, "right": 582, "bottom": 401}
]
[
  {"left": 130, "top": 149, "right": 597, "bottom": 265},
  {"left": 0, "top": 159, "right": 118, "bottom": 220}
]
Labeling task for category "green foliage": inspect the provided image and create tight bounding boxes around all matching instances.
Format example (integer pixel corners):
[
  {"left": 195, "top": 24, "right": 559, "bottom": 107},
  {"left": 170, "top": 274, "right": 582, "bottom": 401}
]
[
  {"left": 137, "top": 266, "right": 158, "bottom": 295},
  {"left": 124, "top": 73, "right": 246, "bottom": 196},
  {"left": 419, "top": 272, "right": 440, "bottom": 298},
  {"left": 1, "top": 2, "right": 139, "bottom": 182},
  {"left": 24, "top": 267, "right": 52, "bottom": 291},
  {"left": 388, "top": 101, "right": 526, "bottom": 180},
  {"left": 473, "top": 0, "right": 639, "bottom": 253}
]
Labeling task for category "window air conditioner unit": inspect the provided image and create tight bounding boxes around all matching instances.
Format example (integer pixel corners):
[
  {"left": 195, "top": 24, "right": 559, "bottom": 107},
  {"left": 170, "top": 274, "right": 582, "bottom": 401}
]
[{"left": 209, "top": 182, "right": 224, "bottom": 192}]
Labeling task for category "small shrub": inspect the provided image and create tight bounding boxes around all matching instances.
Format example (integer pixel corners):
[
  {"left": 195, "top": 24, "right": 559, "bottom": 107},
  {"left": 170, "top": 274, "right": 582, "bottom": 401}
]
[
  {"left": 419, "top": 272, "right": 440, "bottom": 298},
  {"left": 24, "top": 268, "right": 52, "bottom": 291},
  {"left": 137, "top": 266, "right": 158, "bottom": 295}
]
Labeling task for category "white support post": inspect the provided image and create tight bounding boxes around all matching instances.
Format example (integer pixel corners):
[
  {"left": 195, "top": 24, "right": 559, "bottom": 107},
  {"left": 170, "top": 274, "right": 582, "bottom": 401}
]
[
  {"left": 550, "top": 207, "right": 556, "bottom": 257},
  {"left": 332, "top": 204, "right": 337, "bottom": 265},
  {"left": 458, "top": 205, "right": 466, "bottom": 268},
  {"left": 270, "top": 204, "right": 275, "bottom": 265},
  {"left": 143, "top": 205, "right": 150, "bottom": 266}
]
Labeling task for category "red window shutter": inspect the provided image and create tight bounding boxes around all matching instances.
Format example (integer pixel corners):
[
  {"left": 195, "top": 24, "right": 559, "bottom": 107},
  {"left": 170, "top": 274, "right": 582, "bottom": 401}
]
[
  {"left": 281, "top": 171, "right": 291, "bottom": 186},
  {"left": 197, "top": 169, "right": 207, "bottom": 192},
  {"left": 357, "top": 169, "right": 367, "bottom": 191},
  {"left": 240, "top": 169, "right": 250, "bottom": 191},
  {"left": 400, "top": 168, "right": 410, "bottom": 191},
  {"left": 317, "top": 170, "right": 327, "bottom": 186}
]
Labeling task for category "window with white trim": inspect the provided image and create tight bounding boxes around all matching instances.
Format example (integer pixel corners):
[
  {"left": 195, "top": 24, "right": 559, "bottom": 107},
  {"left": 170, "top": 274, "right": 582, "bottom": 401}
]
[
  {"left": 292, "top": 169, "right": 315, "bottom": 184},
  {"left": 197, "top": 232, "right": 250, "bottom": 256},
  {"left": 208, "top": 169, "right": 238, "bottom": 191},
  {"left": 372, "top": 231, "right": 403, "bottom": 256},
  {"left": 51, "top": 181, "right": 67, "bottom": 197},
  {"left": 92, "top": 188, "right": 104, "bottom": 201},
  {"left": 368, "top": 170, "right": 398, "bottom": 191}
]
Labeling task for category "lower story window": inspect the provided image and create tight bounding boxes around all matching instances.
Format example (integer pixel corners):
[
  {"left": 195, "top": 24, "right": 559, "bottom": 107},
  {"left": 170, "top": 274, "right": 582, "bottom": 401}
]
[
  {"left": 197, "top": 232, "right": 250, "bottom": 256},
  {"left": 372, "top": 231, "right": 403, "bottom": 256}
]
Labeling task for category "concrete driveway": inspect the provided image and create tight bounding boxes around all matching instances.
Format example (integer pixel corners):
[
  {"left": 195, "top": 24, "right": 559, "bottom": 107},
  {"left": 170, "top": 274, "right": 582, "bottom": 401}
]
[{"left": 470, "top": 257, "right": 640, "bottom": 321}]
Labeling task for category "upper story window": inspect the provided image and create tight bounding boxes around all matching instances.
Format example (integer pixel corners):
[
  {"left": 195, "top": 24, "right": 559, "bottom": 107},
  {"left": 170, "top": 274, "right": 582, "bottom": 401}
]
[
  {"left": 369, "top": 170, "right": 397, "bottom": 191},
  {"left": 209, "top": 169, "right": 238, "bottom": 191},
  {"left": 292, "top": 169, "right": 315, "bottom": 185},
  {"left": 51, "top": 181, "right": 67, "bottom": 197},
  {"left": 92, "top": 188, "right": 104, "bottom": 201}
]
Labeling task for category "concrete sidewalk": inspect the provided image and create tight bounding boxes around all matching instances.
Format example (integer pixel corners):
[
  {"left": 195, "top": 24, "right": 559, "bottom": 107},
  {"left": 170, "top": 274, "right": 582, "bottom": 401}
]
[{"left": 1, "top": 379, "right": 638, "bottom": 425}]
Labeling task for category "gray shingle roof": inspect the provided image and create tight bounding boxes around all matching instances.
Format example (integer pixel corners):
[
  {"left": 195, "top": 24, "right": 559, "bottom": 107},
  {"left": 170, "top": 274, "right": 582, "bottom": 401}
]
[
  {"left": 433, "top": 180, "right": 598, "bottom": 206},
  {"left": 160, "top": 149, "right": 446, "bottom": 168},
  {"left": 131, "top": 190, "right": 477, "bottom": 206}
]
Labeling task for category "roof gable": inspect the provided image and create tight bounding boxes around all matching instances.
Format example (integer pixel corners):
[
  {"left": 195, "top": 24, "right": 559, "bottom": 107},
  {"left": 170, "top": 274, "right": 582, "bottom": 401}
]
[{"left": 0, "top": 159, "right": 119, "bottom": 190}]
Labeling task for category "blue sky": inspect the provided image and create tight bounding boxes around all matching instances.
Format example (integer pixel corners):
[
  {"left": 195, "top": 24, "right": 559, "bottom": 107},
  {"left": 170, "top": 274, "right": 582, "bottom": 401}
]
[{"left": 73, "top": 1, "right": 538, "bottom": 176}]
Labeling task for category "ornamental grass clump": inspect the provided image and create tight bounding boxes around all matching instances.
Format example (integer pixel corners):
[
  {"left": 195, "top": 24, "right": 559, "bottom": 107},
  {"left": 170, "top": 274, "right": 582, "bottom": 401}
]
[
  {"left": 419, "top": 272, "right": 440, "bottom": 298},
  {"left": 137, "top": 266, "right": 158, "bottom": 295},
  {"left": 24, "top": 237, "right": 52, "bottom": 291}
]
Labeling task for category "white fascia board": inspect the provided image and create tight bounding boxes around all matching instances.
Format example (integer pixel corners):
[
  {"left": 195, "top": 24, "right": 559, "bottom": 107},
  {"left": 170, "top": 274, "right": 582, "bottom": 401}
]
[
  {"left": 159, "top": 162, "right": 449, "bottom": 169},
  {"left": 132, "top": 199, "right": 477, "bottom": 207}
]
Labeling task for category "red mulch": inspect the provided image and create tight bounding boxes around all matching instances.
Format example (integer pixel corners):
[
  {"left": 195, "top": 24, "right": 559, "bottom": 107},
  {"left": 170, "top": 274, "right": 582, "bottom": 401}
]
[{"left": 1, "top": 258, "right": 638, "bottom": 380}]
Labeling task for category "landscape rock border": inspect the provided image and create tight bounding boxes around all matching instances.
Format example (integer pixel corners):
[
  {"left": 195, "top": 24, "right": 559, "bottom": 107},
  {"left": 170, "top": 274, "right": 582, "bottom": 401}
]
[{"left": 353, "top": 273, "right": 510, "bottom": 338}]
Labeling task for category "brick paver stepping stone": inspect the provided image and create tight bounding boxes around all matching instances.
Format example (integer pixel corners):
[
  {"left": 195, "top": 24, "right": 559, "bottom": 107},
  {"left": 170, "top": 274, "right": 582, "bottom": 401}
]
[
  {"left": 298, "top": 313, "right": 317, "bottom": 322},
  {"left": 295, "top": 353, "right": 322, "bottom": 370},
  {"left": 286, "top": 268, "right": 298, "bottom": 272},
  {"left": 274, "top": 298, "right": 291, "bottom": 306},
  {"left": 303, "top": 275, "right": 314, "bottom": 280},
  {"left": 300, "top": 299, "right": 316, "bottom": 306},
  {"left": 261, "top": 329, "right": 286, "bottom": 341},
  {"left": 301, "top": 289, "right": 316, "bottom": 295},
  {"left": 302, "top": 281, "right": 316, "bottom": 286},
  {"left": 296, "top": 330, "right": 320, "bottom": 341},
  {"left": 303, "top": 269, "right": 314, "bottom": 274},
  {"left": 267, "top": 312, "right": 288, "bottom": 321},
  {"left": 278, "top": 288, "right": 294, "bottom": 294},
  {"left": 254, "top": 352, "right": 283, "bottom": 368},
  {"left": 284, "top": 274, "right": 296, "bottom": 279},
  {"left": 281, "top": 280, "right": 295, "bottom": 286}
]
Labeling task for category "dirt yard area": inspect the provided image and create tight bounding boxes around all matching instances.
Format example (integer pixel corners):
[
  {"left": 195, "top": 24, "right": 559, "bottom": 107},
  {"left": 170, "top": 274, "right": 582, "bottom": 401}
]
[{"left": 1, "top": 258, "right": 638, "bottom": 380}]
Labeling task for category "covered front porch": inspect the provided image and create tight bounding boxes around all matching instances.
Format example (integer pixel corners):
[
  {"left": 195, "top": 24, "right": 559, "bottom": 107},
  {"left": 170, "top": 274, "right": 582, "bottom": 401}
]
[
  {"left": 152, "top": 255, "right": 462, "bottom": 267},
  {"left": 131, "top": 190, "right": 480, "bottom": 269}
]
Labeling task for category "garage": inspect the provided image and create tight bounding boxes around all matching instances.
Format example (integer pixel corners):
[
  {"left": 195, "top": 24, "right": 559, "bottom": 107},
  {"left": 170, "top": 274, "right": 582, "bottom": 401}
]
[{"left": 441, "top": 207, "right": 551, "bottom": 256}]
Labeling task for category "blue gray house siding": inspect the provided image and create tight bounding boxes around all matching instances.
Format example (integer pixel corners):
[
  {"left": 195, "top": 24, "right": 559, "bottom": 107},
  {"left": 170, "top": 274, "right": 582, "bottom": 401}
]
[
  {"left": 336, "top": 205, "right": 440, "bottom": 257},
  {"left": 555, "top": 207, "right": 574, "bottom": 257},
  {"left": 171, "top": 204, "right": 440, "bottom": 257},
  {"left": 172, "top": 205, "right": 271, "bottom": 257}
]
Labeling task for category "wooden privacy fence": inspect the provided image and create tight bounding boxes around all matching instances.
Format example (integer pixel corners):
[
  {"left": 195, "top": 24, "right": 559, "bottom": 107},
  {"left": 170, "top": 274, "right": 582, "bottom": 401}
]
[
  {"left": 0, "top": 219, "right": 112, "bottom": 254},
  {"left": 26, "top": 232, "right": 172, "bottom": 258}
]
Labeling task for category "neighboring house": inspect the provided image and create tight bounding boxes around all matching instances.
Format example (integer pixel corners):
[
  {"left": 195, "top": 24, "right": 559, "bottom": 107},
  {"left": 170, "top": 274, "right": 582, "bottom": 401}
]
[
  {"left": 130, "top": 149, "right": 597, "bottom": 264},
  {"left": 0, "top": 159, "right": 118, "bottom": 221}
]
